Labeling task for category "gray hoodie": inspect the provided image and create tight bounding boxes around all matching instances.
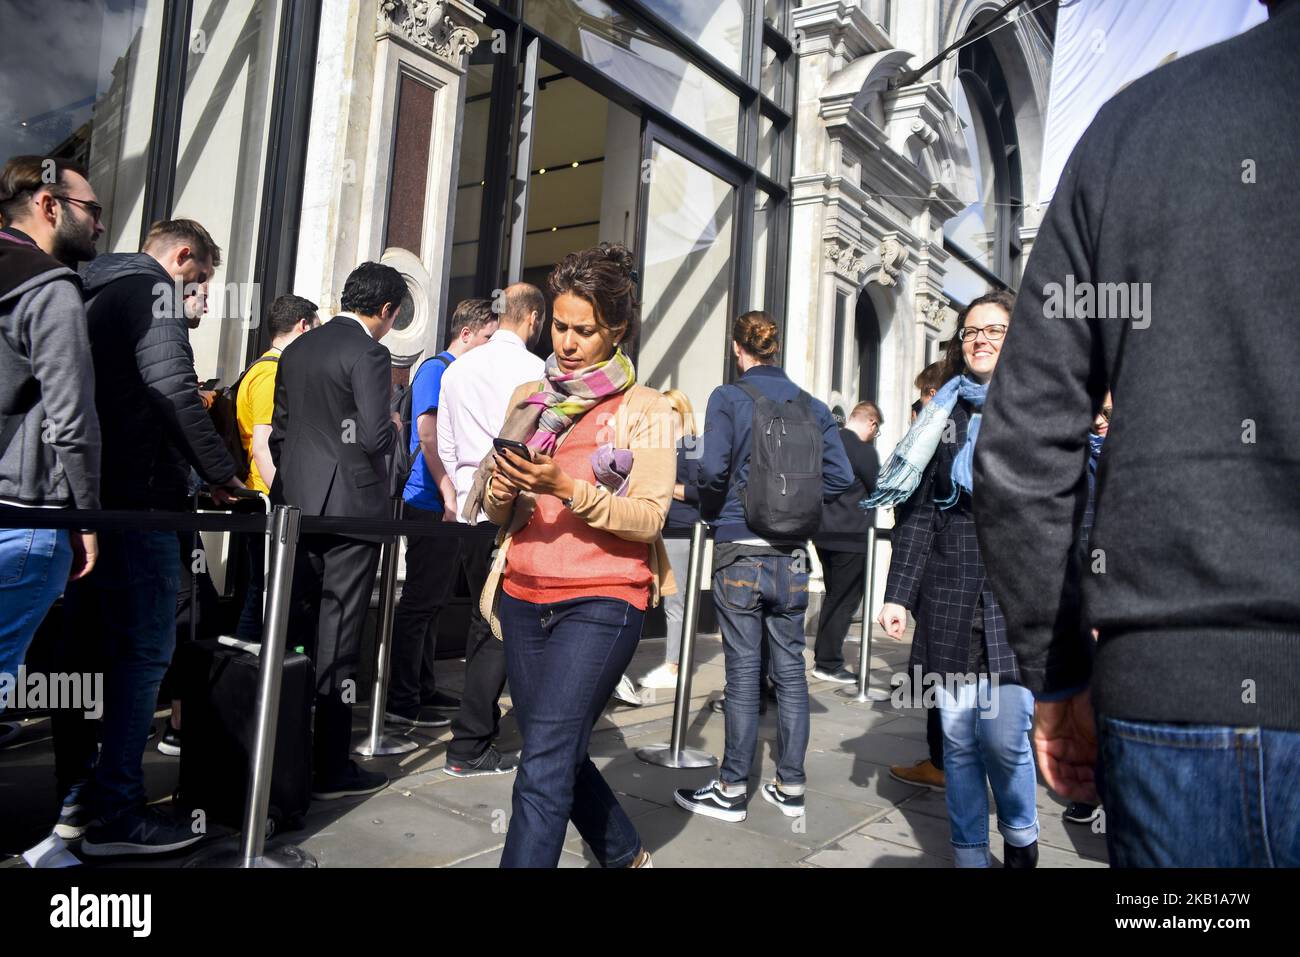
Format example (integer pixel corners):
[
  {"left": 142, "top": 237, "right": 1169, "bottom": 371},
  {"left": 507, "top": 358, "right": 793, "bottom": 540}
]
[{"left": 0, "top": 231, "right": 100, "bottom": 510}]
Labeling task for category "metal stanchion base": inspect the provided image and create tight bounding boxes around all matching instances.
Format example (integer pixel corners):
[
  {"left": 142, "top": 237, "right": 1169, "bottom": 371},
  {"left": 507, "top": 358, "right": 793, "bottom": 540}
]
[
  {"left": 836, "top": 686, "right": 891, "bottom": 703},
  {"left": 353, "top": 734, "right": 419, "bottom": 756},
  {"left": 634, "top": 744, "right": 717, "bottom": 769},
  {"left": 184, "top": 838, "right": 317, "bottom": 869}
]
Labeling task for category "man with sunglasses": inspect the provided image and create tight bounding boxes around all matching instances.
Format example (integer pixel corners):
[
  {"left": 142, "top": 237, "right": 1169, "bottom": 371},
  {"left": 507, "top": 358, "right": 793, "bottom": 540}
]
[{"left": 0, "top": 156, "right": 103, "bottom": 747}]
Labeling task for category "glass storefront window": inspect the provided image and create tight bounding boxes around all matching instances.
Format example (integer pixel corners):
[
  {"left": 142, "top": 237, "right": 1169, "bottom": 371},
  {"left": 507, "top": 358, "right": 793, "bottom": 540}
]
[
  {"left": 638, "top": 141, "right": 735, "bottom": 420},
  {"left": 944, "top": 79, "right": 999, "bottom": 274},
  {"left": 943, "top": 251, "right": 993, "bottom": 308},
  {"left": 760, "top": 43, "right": 781, "bottom": 103},
  {"left": 0, "top": 0, "right": 166, "bottom": 253},
  {"left": 758, "top": 113, "right": 778, "bottom": 179},
  {"left": 764, "top": 0, "right": 785, "bottom": 30},
  {"left": 172, "top": 0, "right": 283, "bottom": 382},
  {"left": 751, "top": 191, "right": 771, "bottom": 311},
  {"left": 639, "top": 0, "right": 747, "bottom": 76},
  {"left": 448, "top": 22, "right": 500, "bottom": 310},
  {"left": 524, "top": 0, "right": 739, "bottom": 154}
]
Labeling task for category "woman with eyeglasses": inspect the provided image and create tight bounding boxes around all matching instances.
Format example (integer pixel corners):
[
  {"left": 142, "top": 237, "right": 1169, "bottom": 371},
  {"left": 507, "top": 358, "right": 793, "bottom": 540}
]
[{"left": 869, "top": 289, "right": 1041, "bottom": 868}]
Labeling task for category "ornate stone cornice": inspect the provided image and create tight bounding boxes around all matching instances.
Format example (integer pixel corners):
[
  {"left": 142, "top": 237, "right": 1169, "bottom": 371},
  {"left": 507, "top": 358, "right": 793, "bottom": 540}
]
[
  {"left": 378, "top": 0, "right": 483, "bottom": 66},
  {"left": 875, "top": 236, "right": 907, "bottom": 287},
  {"left": 823, "top": 237, "right": 872, "bottom": 281},
  {"left": 916, "top": 293, "right": 949, "bottom": 332}
]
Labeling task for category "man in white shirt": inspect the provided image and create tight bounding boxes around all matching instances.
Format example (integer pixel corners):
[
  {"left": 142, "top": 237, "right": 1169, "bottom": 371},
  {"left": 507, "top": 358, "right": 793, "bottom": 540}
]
[{"left": 436, "top": 283, "right": 545, "bottom": 776}]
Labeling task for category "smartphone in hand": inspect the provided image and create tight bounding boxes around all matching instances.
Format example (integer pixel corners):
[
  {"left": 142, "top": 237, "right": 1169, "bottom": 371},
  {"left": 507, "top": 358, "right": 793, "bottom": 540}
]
[{"left": 492, "top": 437, "right": 534, "bottom": 462}]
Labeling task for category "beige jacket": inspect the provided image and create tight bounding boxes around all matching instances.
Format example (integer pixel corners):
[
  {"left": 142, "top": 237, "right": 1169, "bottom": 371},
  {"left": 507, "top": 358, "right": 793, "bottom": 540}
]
[{"left": 480, "top": 381, "right": 679, "bottom": 639}]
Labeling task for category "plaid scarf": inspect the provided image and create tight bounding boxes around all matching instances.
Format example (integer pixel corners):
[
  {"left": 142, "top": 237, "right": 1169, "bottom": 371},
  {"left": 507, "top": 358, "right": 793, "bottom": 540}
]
[{"left": 524, "top": 348, "right": 637, "bottom": 453}]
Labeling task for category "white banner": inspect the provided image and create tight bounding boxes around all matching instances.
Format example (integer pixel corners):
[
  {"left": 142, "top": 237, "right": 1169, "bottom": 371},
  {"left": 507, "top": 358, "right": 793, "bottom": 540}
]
[{"left": 1038, "top": 0, "right": 1267, "bottom": 204}]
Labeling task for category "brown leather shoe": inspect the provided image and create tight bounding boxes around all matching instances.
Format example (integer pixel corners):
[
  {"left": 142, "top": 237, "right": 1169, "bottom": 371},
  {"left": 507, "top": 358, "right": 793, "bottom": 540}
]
[{"left": 889, "top": 759, "right": 946, "bottom": 791}]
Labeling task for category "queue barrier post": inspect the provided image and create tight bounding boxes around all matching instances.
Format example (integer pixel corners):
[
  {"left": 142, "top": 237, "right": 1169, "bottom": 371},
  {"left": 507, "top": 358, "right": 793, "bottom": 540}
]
[
  {"left": 635, "top": 521, "right": 717, "bottom": 769},
  {"left": 355, "top": 498, "right": 418, "bottom": 757},
  {"left": 838, "top": 524, "right": 890, "bottom": 703},
  {"left": 187, "top": 504, "right": 318, "bottom": 868}
]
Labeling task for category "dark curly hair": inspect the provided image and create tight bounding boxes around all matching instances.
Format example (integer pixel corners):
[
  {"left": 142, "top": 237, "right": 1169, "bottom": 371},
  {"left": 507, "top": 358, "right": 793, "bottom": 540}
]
[
  {"left": 943, "top": 288, "right": 1015, "bottom": 378},
  {"left": 547, "top": 242, "right": 640, "bottom": 347}
]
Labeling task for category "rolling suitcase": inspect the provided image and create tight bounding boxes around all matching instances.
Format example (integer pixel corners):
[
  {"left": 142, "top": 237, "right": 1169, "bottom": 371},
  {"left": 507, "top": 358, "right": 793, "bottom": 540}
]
[
  {"left": 176, "top": 488, "right": 312, "bottom": 838},
  {"left": 177, "top": 639, "right": 314, "bottom": 837}
]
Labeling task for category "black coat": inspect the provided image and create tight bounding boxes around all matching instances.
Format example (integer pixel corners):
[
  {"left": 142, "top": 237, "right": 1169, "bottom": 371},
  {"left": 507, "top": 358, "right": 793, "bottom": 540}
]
[
  {"left": 814, "top": 427, "right": 879, "bottom": 553},
  {"left": 270, "top": 317, "right": 397, "bottom": 531},
  {"left": 883, "top": 401, "right": 1019, "bottom": 682},
  {"left": 82, "top": 254, "right": 235, "bottom": 510}
]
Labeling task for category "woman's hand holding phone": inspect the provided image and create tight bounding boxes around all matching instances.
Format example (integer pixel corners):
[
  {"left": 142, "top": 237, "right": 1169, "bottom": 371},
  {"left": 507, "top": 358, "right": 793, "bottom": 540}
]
[{"left": 495, "top": 445, "right": 575, "bottom": 501}]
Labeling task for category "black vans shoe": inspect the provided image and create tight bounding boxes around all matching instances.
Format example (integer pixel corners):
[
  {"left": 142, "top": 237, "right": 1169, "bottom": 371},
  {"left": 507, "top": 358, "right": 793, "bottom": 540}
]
[
  {"left": 673, "top": 780, "right": 748, "bottom": 822},
  {"left": 761, "top": 781, "right": 806, "bottom": 817}
]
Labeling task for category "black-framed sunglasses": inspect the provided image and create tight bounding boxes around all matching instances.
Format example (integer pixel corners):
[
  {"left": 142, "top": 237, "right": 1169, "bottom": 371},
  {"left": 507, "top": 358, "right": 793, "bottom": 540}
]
[
  {"left": 958, "top": 323, "right": 1008, "bottom": 342},
  {"left": 58, "top": 196, "right": 104, "bottom": 224}
]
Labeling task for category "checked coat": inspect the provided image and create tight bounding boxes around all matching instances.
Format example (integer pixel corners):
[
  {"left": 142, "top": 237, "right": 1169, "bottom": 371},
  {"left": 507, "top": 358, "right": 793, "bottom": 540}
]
[{"left": 882, "top": 400, "right": 1021, "bottom": 683}]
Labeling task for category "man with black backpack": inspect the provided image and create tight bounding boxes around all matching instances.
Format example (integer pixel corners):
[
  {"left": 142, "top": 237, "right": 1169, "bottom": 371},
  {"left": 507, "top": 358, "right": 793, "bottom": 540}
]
[
  {"left": 675, "top": 311, "right": 852, "bottom": 823},
  {"left": 386, "top": 297, "right": 496, "bottom": 728}
]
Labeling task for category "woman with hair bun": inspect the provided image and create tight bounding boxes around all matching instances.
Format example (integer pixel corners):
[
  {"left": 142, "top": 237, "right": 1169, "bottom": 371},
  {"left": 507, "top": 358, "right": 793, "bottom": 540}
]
[
  {"left": 469, "top": 242, "right": 676, "bottom": 868},
  {"left": 675, "top": 311, "right": 853, "bottom": 823}
]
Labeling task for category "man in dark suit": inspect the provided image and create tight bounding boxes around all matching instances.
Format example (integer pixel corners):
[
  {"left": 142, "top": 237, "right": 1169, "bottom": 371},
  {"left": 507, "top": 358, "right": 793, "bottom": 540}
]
[
  {"left": 270, "top": 261, "right": 405, "bottom": 799},
  {"left": 811, "top": 401, "right": 881, "bottom": 683}
]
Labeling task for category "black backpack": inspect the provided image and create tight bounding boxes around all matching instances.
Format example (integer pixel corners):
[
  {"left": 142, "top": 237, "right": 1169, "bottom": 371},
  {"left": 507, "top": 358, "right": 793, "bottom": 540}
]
[
  {"left": 389, "top": 353, "right": 451, "bottom": 496},
  {"left": 735, "top": 382, "right": 824, "bottom": 540},
  {"left": 207, "top": 354, "right": 278, "bottom": 482}
]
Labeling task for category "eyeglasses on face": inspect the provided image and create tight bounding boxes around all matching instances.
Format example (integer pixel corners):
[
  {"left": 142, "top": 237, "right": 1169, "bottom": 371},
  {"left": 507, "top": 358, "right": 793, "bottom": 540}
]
[
  {"left": 58, "top": 196, "right": 104, "bottom": 224},
  {"left": 958, "top": 323, "right": 1008, "bottom": 343}
]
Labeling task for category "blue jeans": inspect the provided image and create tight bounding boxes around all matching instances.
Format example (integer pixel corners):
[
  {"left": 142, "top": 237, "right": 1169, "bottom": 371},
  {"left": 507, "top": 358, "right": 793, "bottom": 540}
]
[
  {"left": 53, "top": 530, "right": 180, "bottom": 822},
  {"left": 499, "top": 592, "right": 644, "bottom": 868},
  {"left": 937, "top": 676, "right": 1039, "bottom": 867},
  {"left": 1098, "top": 716, "right": 1300, "bottom": 867},
  {"left": 713, "top": 553, "right": 810, "bottom": 788},
  {"left": 0, "top": 528, "right": 73, "bottom": 715}
]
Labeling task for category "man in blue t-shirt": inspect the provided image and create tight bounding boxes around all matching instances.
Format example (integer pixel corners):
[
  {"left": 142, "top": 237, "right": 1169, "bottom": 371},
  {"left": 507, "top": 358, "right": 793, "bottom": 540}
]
[{"left": 388, "top": 298, "right": 497, "bottom": 726}]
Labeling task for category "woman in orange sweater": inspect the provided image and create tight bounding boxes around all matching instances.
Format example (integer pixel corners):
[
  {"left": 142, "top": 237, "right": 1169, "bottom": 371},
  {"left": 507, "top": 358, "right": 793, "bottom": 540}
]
[{"left": 474, "top": 243, "right": 675, "bottom": 868}]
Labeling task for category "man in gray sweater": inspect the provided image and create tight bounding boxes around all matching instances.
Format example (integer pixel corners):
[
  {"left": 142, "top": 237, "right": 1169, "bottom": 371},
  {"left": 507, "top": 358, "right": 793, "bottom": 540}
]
[
  {"left": 974, "top": 0, "right": 1299, "bottom": 867},
  {"left": 0, "top": 156, "right": 102, "bottom": 736}
]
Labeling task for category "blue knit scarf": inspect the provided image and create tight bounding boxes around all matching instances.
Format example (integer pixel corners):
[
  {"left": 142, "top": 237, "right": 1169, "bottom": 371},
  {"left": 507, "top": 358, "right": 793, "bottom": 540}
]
[{"left": 865, "top": 375, "right": 988, "bottom": 509}]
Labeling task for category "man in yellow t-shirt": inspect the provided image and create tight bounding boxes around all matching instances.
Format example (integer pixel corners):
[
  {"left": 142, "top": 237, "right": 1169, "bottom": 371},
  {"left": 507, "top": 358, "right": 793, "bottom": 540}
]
[{"left": 233, "top": 294, "right": 319, "bottom": 639}]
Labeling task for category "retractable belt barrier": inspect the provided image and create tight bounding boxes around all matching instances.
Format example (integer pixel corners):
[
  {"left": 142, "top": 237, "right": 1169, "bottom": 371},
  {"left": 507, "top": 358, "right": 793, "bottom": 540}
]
[{"left": 0, "top": 501, "right": 890, "bottom": 860}]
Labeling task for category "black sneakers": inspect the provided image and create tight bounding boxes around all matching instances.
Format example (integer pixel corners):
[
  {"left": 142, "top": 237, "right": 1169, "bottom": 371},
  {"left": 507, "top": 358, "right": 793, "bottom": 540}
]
[
  {"left": 443, "top": 746, "right": 518, "bottom": 778},
  {"left": 311, "top": 761, "right": 390, "bottom": 801},
  {"left": 811, "top": 666, "right": 858, "bottom": 684},
  {"left": 80, "top": 805, "right": 205, "bottom": 857},
  {"left": 760, "top": 781, "right": 806, "bottom": 817},
  {"left": 157, "top": 724, "right": 182, "bottom": 756},
  {"left": 384, "top": 705, "right": 451, "bottom": 728},
  {"left": 1063, "top": 802, "right": 1102, "bottom": 825},
  {"left": 673, "top": 780, "right": 749, "bottom": 822}
]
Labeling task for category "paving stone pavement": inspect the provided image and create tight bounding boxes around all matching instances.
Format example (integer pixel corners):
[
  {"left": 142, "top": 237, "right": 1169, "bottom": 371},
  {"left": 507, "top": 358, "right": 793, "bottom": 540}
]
[{"left": 0, "top": 625, "right": 1109, "bottom": 868}]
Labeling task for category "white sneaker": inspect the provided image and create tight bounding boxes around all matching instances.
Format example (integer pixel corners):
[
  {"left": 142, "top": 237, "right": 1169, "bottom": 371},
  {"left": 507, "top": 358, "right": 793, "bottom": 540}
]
[
  {"left": 638, "top": 663, "right": 679, "bottom": 690},
  {"left": 611, "top": 675, "right": 643, "bottom": 706}
]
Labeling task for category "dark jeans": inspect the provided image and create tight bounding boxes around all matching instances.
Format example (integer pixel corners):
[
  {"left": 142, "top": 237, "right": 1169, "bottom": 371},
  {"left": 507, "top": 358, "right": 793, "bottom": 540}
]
[
  {"left": 53, "top": 530, "right": 180, "bottom": 821},
  {"left": 713, "top": 553, "right": 811, "bottom": 788},
  {"left": 498, "top": 592, "right": 644, "bottom": 868},
  {"left": 446, "top": 531, "right": 502, "bottom": 763},
  {"left": 1097, "top": 716, "right": 1300, "bottom": 867},
  {"left": 927, "top": 704, "right": 944, "bottom": 770},
  {"left": 389, "top": 503, "right": 456, "bottom": 712},
  {"left": 235, "top": 530, "right": 266, "bottom": 642},
  {"left": 287, "top": 533, "right": 381, "bottom": 780},
  {"left": 812, "top": 545, "right": 865, "bottom": 671}
]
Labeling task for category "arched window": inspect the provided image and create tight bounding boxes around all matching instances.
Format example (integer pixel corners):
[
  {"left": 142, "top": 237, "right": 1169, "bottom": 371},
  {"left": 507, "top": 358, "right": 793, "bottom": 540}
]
[{"left": 943, "top": 26, "right": 1023, "bottom": 306}]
